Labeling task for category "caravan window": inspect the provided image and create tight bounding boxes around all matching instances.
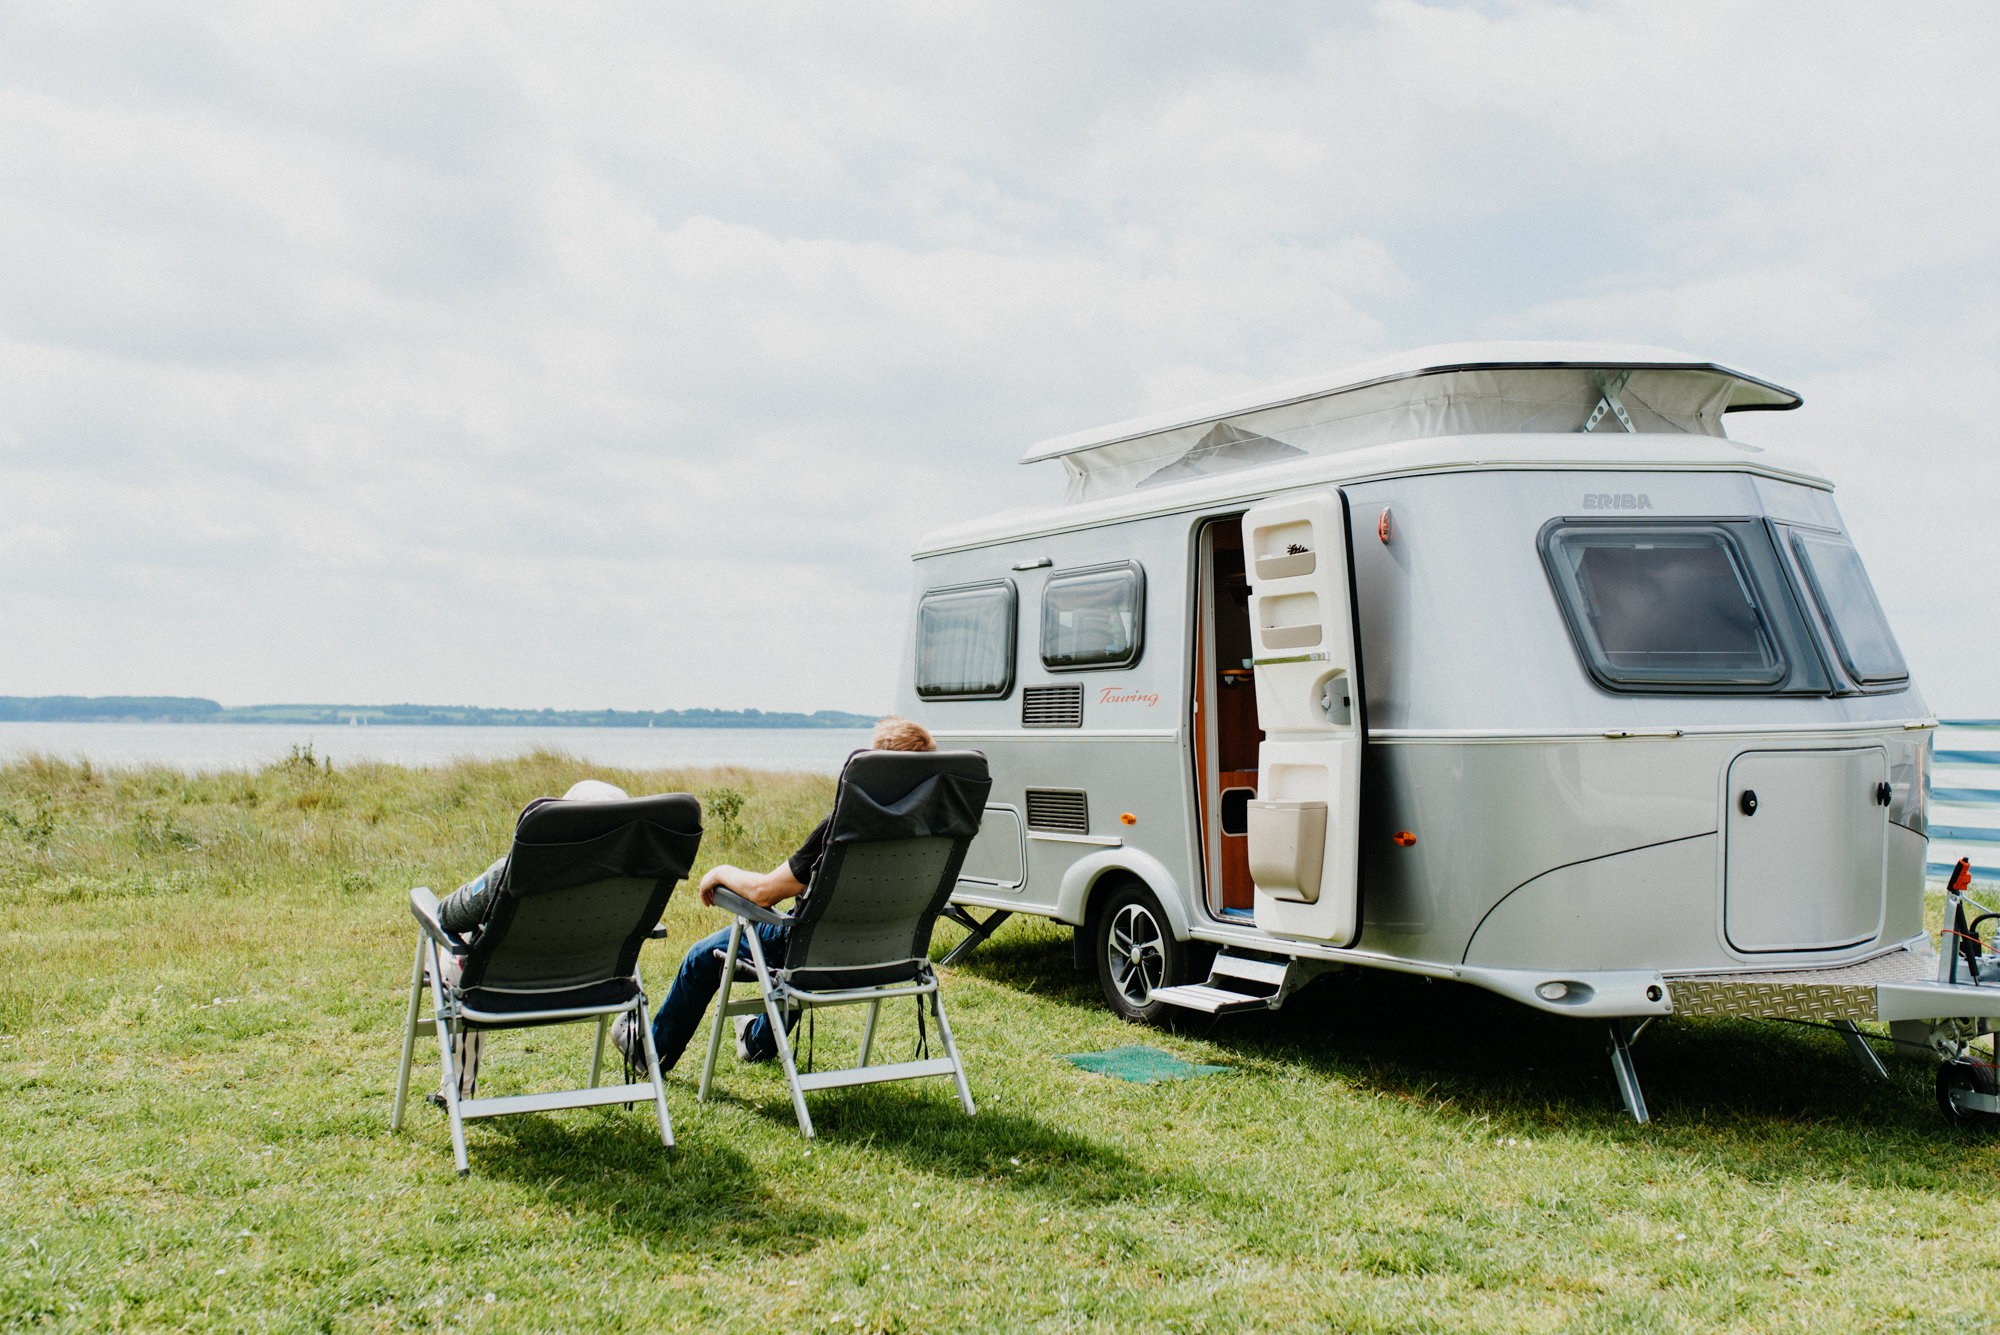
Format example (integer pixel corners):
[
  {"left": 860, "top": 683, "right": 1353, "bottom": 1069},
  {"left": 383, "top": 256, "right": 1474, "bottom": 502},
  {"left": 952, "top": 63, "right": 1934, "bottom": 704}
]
[
  {"left": 1791, "top": 533, "right": 1908, "bottom": 684},
  {"left": 1041, "top": 562, "right": 1145, "bottom": 671},
  {"left": 915, "top": 580, "right": 1017, "bottom": 699},
  {"left": 1542, "top": 524, "right": 1786, "bottom": 689}
]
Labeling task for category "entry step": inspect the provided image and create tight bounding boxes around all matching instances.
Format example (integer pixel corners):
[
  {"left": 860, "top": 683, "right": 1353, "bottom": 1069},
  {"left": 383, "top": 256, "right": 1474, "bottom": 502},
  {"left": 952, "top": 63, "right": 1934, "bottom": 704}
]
[
  {"left": 1148, "top": 950, "right": 1338, "bottom": 1016},
  {"left": 1146, "top": 983, "right": 1275, "bottom": 1015},
  {"left": 1209, "top": 954, "right": 1290, "bottom": 987}
]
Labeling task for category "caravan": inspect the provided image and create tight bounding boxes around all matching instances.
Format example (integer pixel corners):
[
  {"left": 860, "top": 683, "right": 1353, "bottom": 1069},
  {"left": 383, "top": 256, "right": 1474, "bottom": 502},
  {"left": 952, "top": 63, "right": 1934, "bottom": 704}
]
[{"left": 899, "top": 343, "right": 2000, "bottom": 1123}]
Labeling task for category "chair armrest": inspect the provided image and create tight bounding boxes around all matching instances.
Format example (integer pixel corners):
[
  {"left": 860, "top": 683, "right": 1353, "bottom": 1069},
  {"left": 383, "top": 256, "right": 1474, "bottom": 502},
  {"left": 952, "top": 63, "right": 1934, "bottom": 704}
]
[
  {"left": 711, "top": 885, "right": 792, "bottom": 928},
  {"left": 409, "top": 887, "right": 470, "bottom": 955}
]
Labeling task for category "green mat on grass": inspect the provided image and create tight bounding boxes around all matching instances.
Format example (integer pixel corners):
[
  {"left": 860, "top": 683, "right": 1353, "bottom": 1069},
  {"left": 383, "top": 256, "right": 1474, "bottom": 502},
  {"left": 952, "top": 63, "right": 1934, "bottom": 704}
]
[{"left": 1063, "top": 1045, "right": 1232, "bottom": 1083}]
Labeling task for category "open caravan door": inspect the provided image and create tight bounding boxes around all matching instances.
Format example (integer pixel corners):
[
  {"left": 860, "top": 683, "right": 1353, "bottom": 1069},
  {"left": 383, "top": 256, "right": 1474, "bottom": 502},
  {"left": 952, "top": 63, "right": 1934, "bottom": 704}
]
[{"left": 1240, "top": 492, "right": 1362, "bottom": 944}]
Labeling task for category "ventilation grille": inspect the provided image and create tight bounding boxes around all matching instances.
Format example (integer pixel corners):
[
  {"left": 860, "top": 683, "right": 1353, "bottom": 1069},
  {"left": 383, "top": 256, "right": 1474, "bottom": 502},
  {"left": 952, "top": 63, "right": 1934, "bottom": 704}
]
[
  {"left": 1022, "top": 683, "right": 1083, "bottom": 728},
  {"left": 1025, "top": 789, "right": 1089, "bottom": 834}
]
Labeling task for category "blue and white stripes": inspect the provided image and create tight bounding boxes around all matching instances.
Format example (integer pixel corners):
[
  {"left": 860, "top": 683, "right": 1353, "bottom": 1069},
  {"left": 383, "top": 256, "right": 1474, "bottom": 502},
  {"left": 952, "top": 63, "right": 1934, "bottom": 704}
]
[{"left": 1927, "top": 719, "right": 2000, "bottom": 884}]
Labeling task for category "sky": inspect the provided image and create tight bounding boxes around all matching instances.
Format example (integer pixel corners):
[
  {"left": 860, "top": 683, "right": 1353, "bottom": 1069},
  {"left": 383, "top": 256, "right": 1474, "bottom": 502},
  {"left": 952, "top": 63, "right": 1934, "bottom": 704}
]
[{"left": 0, "top": 1, "right": 1995, "bottom": 715}]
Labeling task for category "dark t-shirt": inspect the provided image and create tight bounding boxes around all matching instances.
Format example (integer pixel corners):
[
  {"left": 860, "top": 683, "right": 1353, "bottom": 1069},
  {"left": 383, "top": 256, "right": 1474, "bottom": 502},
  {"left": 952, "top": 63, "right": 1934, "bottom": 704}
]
[{"left": 787, "top": 817, "right": 831, "bottom": 890}]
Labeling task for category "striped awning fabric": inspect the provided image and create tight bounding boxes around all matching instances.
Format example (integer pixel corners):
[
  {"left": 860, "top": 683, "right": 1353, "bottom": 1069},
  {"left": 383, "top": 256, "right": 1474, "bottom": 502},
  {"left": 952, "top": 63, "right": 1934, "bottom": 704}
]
[{"left": 1928, "top": 719, "right": 2000, "bottom": 886}]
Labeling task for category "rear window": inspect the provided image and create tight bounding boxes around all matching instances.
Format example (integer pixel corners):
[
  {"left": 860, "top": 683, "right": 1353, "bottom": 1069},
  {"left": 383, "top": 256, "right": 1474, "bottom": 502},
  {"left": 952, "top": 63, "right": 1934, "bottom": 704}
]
[
  {"left": 1791, "top": 533, "right": 1908, "bottom": 684},
  {"left": 1542, "top": 524, "right": 1786, "bottom": 689},
  {"left": 915, "top": 580, "right": 1017, "bottom": 699},
  {"left": 1040, "top": 562, "right": 1145, "bottom": 671}
]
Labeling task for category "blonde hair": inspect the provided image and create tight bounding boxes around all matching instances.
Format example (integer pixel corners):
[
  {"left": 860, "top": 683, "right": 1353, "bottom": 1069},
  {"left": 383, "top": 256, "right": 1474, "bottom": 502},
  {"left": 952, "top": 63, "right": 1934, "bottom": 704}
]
[{"left": 872, "top": 715, "right": 936, "bottom": 752}]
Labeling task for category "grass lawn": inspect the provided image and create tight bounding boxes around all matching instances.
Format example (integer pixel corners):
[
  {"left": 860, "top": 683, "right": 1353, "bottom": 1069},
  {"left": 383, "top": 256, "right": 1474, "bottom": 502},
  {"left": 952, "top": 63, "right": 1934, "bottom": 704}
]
[{"left": 4, "top": 749, "right": 2000, "bottom": 1332}]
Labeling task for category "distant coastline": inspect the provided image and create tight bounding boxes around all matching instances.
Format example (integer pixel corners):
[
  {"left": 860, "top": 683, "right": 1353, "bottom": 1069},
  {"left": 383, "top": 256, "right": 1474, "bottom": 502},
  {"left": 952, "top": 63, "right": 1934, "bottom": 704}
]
[{"left": 0, "top": 696, "right": 879, "bottom": 730}]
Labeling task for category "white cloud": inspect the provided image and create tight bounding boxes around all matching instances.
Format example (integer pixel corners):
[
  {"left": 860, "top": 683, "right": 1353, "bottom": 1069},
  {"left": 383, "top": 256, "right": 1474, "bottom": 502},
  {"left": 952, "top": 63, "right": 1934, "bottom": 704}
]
[{"left": 0, "top": 0, "right": 1995, "bottom": 715}]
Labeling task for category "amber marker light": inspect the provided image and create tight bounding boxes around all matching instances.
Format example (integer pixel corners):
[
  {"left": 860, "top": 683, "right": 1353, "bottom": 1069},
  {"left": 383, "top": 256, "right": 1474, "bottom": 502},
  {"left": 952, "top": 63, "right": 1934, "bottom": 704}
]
[
  {"left": 1120, "top": 813, "right": 1138, "bottom": 825},
  {"left": 1392, "top": 831, "right": 1416, "bottom": 847},
  {"left": 1377, "top": 508, "right": 1393, "bottom": 543}
]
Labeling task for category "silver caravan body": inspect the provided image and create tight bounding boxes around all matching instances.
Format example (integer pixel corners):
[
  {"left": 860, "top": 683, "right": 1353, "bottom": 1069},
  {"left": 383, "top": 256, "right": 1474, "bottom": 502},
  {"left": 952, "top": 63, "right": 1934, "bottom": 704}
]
[{"left": 897, "top": 343, "right": 1995, "bottom": 1119}]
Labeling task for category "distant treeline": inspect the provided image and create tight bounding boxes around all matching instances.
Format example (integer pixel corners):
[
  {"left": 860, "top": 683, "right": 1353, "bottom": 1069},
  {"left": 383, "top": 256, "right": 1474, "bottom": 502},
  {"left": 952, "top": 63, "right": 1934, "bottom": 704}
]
[{"left": 0, "top": 696, "right": 879, "bottom": 730}]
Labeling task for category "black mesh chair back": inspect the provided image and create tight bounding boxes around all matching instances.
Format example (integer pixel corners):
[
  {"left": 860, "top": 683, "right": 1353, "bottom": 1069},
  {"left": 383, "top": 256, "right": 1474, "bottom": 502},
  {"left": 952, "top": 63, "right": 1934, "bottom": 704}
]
[
  {"left": 782, "top": 750, "right": 992, "bottom": 991},
  {"left": 456, "top": 793, "right": 704, "bottom": 1017}
]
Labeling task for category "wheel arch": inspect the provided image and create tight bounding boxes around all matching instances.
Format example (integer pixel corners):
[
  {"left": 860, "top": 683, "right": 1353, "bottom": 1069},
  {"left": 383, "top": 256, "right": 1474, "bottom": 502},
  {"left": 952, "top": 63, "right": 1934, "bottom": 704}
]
[{"left": 1056, "top": 848, "right": 1193, "bottom": 942}]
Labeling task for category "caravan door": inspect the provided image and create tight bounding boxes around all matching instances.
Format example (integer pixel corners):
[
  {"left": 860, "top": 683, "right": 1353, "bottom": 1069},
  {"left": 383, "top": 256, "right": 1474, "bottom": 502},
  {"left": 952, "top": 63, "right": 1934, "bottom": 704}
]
[{"left": 1240, "top": 492, "right": 1363, "bottom": 943}]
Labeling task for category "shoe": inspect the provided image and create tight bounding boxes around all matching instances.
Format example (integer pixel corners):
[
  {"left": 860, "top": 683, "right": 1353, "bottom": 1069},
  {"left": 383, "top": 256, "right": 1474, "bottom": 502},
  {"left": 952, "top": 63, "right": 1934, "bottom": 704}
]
[
  {"left": 611, "top": 1014, "right": 647, "bottom": 1068},
  {"left": 733, "top": 1014, "right": 773, "bottom": 1064}
]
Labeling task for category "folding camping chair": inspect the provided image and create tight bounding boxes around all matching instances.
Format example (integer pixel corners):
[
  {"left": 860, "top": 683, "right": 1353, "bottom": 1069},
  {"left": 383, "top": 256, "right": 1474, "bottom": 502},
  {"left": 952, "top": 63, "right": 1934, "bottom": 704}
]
[
  {"left": 390, "top": 792, "right": 703, "bottom": 1174},
  {"left": 698, "top": 749, "right": 991, "bottom": 1137}
]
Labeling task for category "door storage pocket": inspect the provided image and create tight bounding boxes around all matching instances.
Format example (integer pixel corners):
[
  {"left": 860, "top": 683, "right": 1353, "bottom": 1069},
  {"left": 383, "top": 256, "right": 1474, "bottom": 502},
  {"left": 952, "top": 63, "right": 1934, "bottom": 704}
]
[{"left": 1247, "top": 800, "right": 1327, "bottom": 903}]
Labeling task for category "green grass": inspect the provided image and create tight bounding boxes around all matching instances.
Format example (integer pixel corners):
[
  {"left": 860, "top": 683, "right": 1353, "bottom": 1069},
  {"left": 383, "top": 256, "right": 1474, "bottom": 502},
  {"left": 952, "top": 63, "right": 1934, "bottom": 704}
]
[{"left": 4, "top": 751, "right": 2000, "bottom": 1332}]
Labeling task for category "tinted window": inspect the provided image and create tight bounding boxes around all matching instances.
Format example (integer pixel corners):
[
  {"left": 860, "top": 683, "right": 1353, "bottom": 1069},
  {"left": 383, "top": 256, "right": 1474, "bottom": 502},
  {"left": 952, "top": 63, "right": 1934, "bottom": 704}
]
[
  {"left": 1792, "top": 533, "right": 1908, "bottom": 684},
  {"left": 1040, "top": 562, "right": 1145, "bottom": 671},
  {"left": 915, "top": 581, "right": 1016, "bottom": 699},
  {"left": 1543, "top": 525, "right": 1785, "bottom": 687}
]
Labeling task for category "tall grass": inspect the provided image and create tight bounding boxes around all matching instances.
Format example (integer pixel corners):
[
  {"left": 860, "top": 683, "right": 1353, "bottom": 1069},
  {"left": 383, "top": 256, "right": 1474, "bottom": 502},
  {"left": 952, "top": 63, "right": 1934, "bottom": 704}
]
[{"left": 4, "top": 752, "right": 2000, "bottom": 1332}]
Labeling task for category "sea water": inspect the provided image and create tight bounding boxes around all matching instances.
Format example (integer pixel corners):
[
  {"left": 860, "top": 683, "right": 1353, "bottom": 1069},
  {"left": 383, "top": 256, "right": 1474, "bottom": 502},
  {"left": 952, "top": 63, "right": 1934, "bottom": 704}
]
[{"left": 0, "top": 721, "right": 874, "bottom": 776}]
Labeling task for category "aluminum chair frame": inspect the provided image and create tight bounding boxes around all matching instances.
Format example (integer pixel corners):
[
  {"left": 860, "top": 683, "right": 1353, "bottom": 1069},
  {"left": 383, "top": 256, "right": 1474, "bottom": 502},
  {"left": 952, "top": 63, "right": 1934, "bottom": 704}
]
[
  {"left": 693, "top": 748, "right": 990, "bottom": 1138},
  {"left": 391, "top": 890, "right": 676, "bottom": 1174},
  {"left": 387, "top": 789, "right": 701, "bottom": 1174},
  {"left": 695, "top": 892, "right": 974, "bottom": 1138}
]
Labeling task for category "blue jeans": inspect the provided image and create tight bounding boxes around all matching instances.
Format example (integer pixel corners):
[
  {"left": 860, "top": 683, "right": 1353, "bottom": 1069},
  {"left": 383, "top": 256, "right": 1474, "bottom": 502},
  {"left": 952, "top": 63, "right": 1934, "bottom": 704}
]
[{"left": 648, "top": 921, "right": 793, "bottom": 1071}]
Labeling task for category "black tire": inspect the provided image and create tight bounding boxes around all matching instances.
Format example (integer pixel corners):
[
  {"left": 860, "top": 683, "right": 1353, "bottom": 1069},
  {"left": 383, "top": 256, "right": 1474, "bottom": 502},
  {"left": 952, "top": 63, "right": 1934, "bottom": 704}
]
[
  {"left": 1937, "top": 1058, "right": 2000, "bottom": 1129},
  {"left": 1093, "top": 881, "right": 1204, "bottom": 1025}
]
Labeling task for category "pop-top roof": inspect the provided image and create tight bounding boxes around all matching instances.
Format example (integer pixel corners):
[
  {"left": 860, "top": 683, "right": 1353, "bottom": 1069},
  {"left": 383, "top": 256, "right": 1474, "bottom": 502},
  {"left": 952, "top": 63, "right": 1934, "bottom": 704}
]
[{"left": 1023, "top": 341, "right": 1801, "bottom": 505}]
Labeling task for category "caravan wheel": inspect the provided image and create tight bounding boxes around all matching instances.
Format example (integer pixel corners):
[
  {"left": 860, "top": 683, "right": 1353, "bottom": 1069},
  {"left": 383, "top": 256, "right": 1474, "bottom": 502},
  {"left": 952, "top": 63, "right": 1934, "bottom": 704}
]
[{"left": 1095, "top": 882, "right": 1200, "bottom": 1025}]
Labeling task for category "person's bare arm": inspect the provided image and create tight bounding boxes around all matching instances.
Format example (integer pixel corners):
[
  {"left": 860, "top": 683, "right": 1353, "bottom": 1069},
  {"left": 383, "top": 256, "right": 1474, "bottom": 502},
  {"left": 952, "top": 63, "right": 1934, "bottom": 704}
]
[{"left": 699, "top": 859, "right": 804, "bottom": 910}]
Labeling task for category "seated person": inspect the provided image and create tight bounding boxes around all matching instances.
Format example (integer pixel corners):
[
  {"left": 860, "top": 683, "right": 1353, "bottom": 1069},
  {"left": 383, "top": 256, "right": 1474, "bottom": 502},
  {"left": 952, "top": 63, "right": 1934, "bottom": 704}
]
[
  {"left": 429, "top": 778, "right": 631, "bottom": 1103},
  {"left": 612, "top": 716, "right": 936, "bottom": 1072}
]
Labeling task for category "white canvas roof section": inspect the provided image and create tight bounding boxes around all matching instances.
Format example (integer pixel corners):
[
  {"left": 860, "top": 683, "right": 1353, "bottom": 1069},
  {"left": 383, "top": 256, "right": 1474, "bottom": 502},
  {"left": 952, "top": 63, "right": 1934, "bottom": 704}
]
[{"left": 1024, "top": 342, "right": 1802, "bottom": 505}]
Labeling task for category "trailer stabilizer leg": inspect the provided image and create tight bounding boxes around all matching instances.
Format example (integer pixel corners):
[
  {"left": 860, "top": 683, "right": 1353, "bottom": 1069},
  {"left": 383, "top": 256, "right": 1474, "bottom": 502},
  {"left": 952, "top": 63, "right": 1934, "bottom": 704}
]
[
  {"left": 939, "top": 908, "right": 1013, "bottom": 967},
  {"left": 1833, "top": 1020, "right": 1891, "bottom": 1082},
  {"left": 1607, "top": 1021, "right": 1650, "bottom": 1124}
]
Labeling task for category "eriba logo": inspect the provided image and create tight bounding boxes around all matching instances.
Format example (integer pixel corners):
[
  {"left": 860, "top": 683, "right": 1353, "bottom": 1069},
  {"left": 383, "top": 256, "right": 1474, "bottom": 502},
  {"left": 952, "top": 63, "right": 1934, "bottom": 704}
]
[{"left": 1583, "top": 493, "right": 1653, "bottom": 510}]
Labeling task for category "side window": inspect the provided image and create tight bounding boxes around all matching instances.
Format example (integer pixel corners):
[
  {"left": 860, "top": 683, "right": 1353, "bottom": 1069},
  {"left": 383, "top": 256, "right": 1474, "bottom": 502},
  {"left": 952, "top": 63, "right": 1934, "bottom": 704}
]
[
  {"left": 1791, "top": 533, "right": 1909, "bottom": 685},
  {"left": 1541, "top": 522, "right": 1786, "bottom": 690},
  {"left": 915, "top": 580, "right": 1017, "bottom": 699},
  {"left": 1041, "top": 561, "right": 1145, "bottom": 671}
]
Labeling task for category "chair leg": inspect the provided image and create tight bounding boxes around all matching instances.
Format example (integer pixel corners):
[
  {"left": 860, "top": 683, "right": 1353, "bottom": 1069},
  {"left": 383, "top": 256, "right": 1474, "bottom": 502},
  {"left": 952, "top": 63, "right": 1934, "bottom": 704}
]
[
  {"left": 928, "top": 981, "right": 976, "bottom": 1118},
  {"left": 427, "top": 954, "right": 471, "bottom": 1173},
  {"left": 391, "top": 935, "right": 426, "bottom": 1131},
  {"left": 589, "top": 1015, "right": 607, "bottom": 1089},
  {"left": 766, "top": 998, "right": 815, "bottom": 1139},
  {"left": 744, "top": 929, "right": 815, "bottom": 1138},
  {"left": 699, "top": 919, "right": 745, "bottom": 1102},
  {"left": 858, "top": 998, "right": 881, "bottom": 1068},
  {"left": 632, "top": 989, "right": 674, "bottom": 1149}
]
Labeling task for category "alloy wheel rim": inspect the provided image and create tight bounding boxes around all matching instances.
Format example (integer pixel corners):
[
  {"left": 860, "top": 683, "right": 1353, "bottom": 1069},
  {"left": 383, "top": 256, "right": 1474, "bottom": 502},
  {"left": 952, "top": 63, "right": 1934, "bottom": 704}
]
[{"left": 1107, "top": 903, "right": 1165, "bottom": 1005}]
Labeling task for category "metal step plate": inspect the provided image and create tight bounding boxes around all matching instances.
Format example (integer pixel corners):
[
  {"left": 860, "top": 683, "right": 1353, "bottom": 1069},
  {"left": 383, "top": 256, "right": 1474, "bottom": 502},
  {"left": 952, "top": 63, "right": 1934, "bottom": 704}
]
[
  {"left": 1667, "top": 944, "right": 1935, "bottom": 1021},
  {"left": 1209, "top": 953, "right": 1291, "bottom": 986},
  {"left": 1148, "top": 983, "right": 1273, "bottom": 1015}
]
